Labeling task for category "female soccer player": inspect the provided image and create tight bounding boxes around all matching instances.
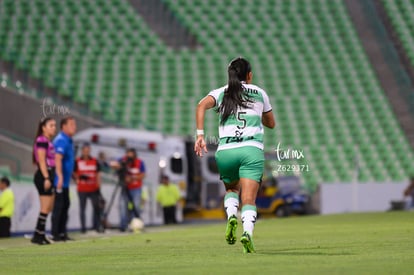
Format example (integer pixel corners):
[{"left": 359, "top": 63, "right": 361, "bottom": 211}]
[
  {"left": 195, "top": 57, "right": 275, "bottom": 253},
  {"left": 31, "top": 117, "right": 57, "bottom": 245}
]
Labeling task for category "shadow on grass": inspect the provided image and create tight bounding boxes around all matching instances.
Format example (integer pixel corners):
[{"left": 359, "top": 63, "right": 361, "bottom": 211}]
[{"left": 258, "top": 246, "right": 355, "bottom": 256}]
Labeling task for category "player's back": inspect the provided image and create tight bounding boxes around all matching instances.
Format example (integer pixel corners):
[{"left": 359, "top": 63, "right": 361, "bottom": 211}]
[{"left": 208, "top": 83, "right": 272, "bottom": 151}]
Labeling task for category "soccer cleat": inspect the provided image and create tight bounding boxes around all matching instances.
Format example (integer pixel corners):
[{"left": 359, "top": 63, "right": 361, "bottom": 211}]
[
  {"left": 52, "top": 235, "right": 63, "bottom": 242},
  {"left": 240, "top": 232, "right": 255, "bottom": 254},
  {"left": 225, "top": 215, "right": 238, "bottom": 245},
  {"left": 31, "top": 235, "right": 50, "bottom": 245},
  {"left": 42, "top": 235, "right": 52, "bottom": 244},
  {"left": 61, "top": 234, "right": 75, "bottom": 241}
]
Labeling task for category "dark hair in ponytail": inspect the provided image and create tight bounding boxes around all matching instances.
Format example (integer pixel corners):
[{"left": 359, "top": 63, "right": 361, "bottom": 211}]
[
  {"left": 218, "top": 57, "right": 252, "bottom": 125},
  {"left": 32, "top": 117, "right": 54, "bottom": 164}
]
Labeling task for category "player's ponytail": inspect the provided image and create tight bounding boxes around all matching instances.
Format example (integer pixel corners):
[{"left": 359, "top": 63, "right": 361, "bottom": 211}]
[{"left": 218, "top": 57, "right": 252, "bottom": 125}]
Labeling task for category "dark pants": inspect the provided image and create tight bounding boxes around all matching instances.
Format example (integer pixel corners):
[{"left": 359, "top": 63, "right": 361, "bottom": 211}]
[
  {"left": 52, "top": 188, "right": 70, "bottom": 237},
  {"left": 163, "top": 206, "right": 177, "bottom": 224},
  {"left": 78, "top": 191, "right": 101, "bottom": 232},
  {"left": 119, "top": 188, "right": 141, "bottom": 231},
  {"left": 0, "top": 217, "right": 11, "bottom": 237}
]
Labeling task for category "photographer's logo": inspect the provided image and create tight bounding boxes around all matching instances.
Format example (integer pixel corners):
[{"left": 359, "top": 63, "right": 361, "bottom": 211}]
[
  {"left": 275, "top": 142, "right": 305, "bottom": 161},
  {"left": 41, "top": 98, "right": 71, "bottom": 118},
  {"left": 273, "top": 142, "right": 309, "bottom": 172}
]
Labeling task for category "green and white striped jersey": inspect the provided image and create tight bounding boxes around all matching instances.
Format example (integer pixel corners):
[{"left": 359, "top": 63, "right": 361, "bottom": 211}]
[{"left": 208, "top": 83, "right": 272, "bottom": 151}]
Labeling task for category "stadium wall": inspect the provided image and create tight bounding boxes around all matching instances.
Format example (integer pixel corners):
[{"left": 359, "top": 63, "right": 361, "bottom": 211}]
[
  {"left": 0, "top": 87, "right": 106, "bottom": 174},
  {"left": 0, "top": 133, "right": 33, "bottom": 175},
  {"left": 0, "top": 87, "right": 104, "bottom": 141},
  {"left": 320, "top": 181, "right": 409, "bottom": 214}
]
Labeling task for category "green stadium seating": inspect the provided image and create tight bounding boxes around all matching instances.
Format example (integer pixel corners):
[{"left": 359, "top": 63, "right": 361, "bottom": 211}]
[
  {"left": 0, "top": 0, "right": 413, "bottom": 190},
  {"left": 382, "top": 0, "right": 414, "bottom": 66}
]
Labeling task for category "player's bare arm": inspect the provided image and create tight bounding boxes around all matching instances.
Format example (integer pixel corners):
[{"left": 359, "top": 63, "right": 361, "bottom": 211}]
[
  {"left": 262, "top": 110, "right": 276, "bottom": 129},
  {"left": 194, "top": 95, "right": 215, "bottom": 157}
]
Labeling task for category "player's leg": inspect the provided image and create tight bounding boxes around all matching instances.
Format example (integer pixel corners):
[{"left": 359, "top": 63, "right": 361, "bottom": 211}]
[
  {"left": 239, "top": 178, "right": 260, "bottom": 253},
  {"left": 216, "top": 149, "right": 241, "bottom": 245},
  {"left": 223, "top": 183, "right": 240, "bottom": 245},
  {"left": 32, "top": 169, "right": 54, "bottom": 244},
  {"left": 33, "top": 196, "right": 53, "bottom": 244},
  {"left": 224, "top": 184, "right": 240, "bottom": 220},
  {"left": 33, "top": 197, "right": 53, "bottom": 244},
  {"left": 32, "top": 170, "right": 53, "bottom": 244},
  {"left": 239, "top": 146, "right": 264, "bottom": 253}
]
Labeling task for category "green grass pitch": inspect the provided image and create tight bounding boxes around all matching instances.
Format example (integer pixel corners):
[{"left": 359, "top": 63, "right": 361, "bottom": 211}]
[{"left": 1, "top": 212, "right": 413, "bottom": 274}]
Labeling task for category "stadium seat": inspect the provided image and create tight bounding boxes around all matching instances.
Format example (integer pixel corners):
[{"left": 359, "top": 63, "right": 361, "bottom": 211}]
[
  {"left": 382, "top": 0, "right": 414, "bottom": 66},
  {"left": 1, "top": 0, "right": 413, "bottom": 189}
]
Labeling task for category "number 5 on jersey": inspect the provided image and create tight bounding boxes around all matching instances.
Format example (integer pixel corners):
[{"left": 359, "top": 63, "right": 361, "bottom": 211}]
[{"left": 237, "top": 112, "right": 247, "bottom": 129}]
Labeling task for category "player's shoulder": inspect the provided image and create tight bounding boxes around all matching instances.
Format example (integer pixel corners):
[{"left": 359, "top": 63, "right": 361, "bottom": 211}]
[
  {"left": 36, "top": 135, "right": 48, "bottom": 143},
  {"left": 208, "top": 85, "right": 227, "bottom": 95},
  {"left": 244, "top": 83, "right": 267, "bottom": 95},
  {"left": 244, "top": 84, "right": 270, "bottom": 102}
]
